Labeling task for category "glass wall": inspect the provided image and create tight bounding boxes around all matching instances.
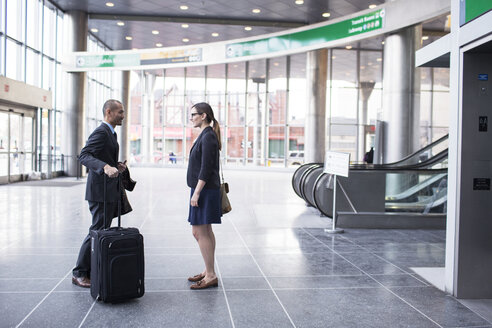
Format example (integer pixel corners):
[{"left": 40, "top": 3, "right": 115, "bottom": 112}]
[
  {"left": 0, "top": 0, "right": 65, "bottom": 177},
  {"left": 126, "top": 46, "right": 448, "bottom": 167},
  {"left": 85, "top": 36, "right": 122, "bottom": 144},
  {"left": 420, "top": 67, "right": 450, "bottom": 148}
]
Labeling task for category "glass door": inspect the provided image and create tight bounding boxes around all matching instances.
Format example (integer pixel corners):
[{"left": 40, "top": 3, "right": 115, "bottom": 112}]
[
  {"left": 0, "top": 111, "right": 8, "bottom": 183},
  {"left": 0, "top": 107, "right": 35, "bottom": 184}
]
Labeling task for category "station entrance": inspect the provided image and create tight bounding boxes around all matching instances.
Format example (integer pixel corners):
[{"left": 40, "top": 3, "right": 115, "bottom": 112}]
[{"left": 0, "top": 104, "right": 35, "bottom": 184}]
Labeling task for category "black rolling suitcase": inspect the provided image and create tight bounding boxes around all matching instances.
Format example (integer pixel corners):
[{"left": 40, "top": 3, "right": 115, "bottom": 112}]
[{"left": 90, "top": 175, "right": 144, "bottom": 303}]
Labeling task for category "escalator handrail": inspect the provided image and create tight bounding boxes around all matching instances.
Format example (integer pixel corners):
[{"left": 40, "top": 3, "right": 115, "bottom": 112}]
[
  {"left": 292, "top": 163, "right": 317, "bottom": 198},
  {"left": 382, "top": 134, "right": 448, "bottom": 167},
  {"left": 350, "top": 149, "right": 448, "bottom": 171}
]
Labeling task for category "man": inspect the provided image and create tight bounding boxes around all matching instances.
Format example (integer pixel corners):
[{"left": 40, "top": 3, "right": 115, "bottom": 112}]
[{"left": 72, "top": 99, "right": 126, "bottom": 288}]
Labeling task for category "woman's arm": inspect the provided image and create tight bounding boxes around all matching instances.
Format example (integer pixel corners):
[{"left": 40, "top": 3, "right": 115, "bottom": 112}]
[{"left": 191, "top": 179, "right": 206, "bottom": 207}]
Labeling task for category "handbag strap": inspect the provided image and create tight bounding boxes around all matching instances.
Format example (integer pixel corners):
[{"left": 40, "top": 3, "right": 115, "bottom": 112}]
[{"left": 219, "top": 151, "right": 225, "bottom": 184}]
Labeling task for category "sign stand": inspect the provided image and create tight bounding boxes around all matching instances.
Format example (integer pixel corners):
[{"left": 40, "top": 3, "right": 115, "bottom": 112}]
[
  {"left": 325, "top": 174, "right": 344, "bottom": 234},
  {"left": 323, "top": 151, "right": 350, "bottom": 234}
]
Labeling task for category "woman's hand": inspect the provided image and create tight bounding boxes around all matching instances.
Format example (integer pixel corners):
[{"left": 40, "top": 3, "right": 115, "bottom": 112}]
[{"left": 191, "top": 192, "right": 200, "bottom": 207}]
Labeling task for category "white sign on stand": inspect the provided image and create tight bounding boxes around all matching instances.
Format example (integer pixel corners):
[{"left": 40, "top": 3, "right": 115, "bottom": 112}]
[
  {"left": 324, "top": 151, "right": 350, "bottom": 177},
  {"left": 323, "top": 151, "right": 350, "bottom": 234}
]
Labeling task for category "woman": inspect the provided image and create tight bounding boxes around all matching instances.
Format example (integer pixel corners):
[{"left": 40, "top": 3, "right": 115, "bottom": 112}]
[{"left": 186, "top": 102, "right": 222, "bottom": 289}]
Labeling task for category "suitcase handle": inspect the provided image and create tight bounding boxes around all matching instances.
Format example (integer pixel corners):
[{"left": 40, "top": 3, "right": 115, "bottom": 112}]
[{"left": 103, "top": 173, "right": 122, "bottom": 229}]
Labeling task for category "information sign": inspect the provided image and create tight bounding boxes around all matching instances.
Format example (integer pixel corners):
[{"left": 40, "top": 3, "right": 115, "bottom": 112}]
[{"left": 324, "top": 151, "right": 350, "bottom": 177}]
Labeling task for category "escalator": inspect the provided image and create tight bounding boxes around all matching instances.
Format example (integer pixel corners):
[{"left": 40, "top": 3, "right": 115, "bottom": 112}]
[{"left": 292, "top": 135, "right": 449, "bottom": 228}]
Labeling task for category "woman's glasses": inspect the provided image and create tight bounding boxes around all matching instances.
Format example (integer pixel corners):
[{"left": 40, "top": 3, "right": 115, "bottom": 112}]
[{"left": 190, "top": 112, "right": 201, "bottom": 119}]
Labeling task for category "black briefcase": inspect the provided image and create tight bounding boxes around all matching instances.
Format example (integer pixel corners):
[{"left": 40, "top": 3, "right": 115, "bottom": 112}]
[{"left": 90, "top": 175, "right": 144, "bottom": 303}]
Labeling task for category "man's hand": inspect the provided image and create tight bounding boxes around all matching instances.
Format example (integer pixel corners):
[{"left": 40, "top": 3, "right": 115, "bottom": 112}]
[
  {"left": 104, "top": 164, "right": 119, "bottom": 178},
  {"left": 117, "top": 160, "right": 127, "bottom": 173}
]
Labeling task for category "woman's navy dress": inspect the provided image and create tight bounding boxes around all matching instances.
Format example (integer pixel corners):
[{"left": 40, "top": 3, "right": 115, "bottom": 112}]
[{"left": 187, "top": 126, "right": 222, "bottom": 225}]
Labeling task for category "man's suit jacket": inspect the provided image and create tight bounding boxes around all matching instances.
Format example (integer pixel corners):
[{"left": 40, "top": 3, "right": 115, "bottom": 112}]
[
  {"left": 79, "top": 123, "right": 120, "bottom": 203},
  {"left": 187, "top": 126, "right": 220, "bottom": 190}
]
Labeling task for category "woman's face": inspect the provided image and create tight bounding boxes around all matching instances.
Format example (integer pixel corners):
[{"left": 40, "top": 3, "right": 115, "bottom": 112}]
[{"left": 190, "top": 108, "right": 206, "bottom": 128}]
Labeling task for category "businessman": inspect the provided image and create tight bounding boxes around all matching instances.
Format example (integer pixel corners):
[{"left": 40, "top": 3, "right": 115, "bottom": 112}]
[{"left": 72, "top": 99, "right": 126, "bottom": 288}]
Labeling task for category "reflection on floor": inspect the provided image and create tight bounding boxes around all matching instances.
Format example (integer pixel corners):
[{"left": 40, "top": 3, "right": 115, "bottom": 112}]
[{"left": 1, "top": 167, "right": 491, "bottom": 328}]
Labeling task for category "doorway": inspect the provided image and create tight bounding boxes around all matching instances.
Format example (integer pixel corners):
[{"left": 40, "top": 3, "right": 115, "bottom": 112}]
[{"left": 0, "top": 106, "right": 35, "bottom": 184}]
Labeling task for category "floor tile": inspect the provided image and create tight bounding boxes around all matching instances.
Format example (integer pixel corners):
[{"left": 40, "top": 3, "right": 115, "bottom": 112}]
[
  {"left": 0, "top": 293, "right": 47, "bottom": 328},
  {"left": 81, "top": 291, "right": 232, "bottom": 328},
  {"left": 221, "top": 277, "right": 270, "bottom": 290},
  {"left": 337, "top": 252, "right": 407, "bottom": 274},
  {"left": 18, "top": 292, "right": 96, "bottom": 328},
  {"left": 216, "top": 254, "right": 263, "bottom": 277},
  {"left": 369, "top": 274, "right": 429, "bottom": 288},
  {"left": 269, "top": 275, "right": 378, "bottom": 289},
  {"left": 254, "top": 252, "right": 363, "bottom": 277},
  {"left": 0, "top": 278, "right": 61, "bottom": 292},
  {"left": 390, "top": 286, "right": 490, "bottom": 327},
  {"left": 226, "top": 290, "right": 293, "bottom": 327},
  {"left": 276, "top": 288, "right": 440, "bottom": 328}
]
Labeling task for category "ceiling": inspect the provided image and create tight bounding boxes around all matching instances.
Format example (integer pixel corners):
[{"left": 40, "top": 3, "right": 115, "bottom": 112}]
[{"left": 49, "top": 0, "right": 448, "bottom": 55}]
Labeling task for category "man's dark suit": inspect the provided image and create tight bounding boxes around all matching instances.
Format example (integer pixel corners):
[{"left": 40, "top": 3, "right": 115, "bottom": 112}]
[{"left": 73, "top": 123, "right": 120, "bottom": 278}]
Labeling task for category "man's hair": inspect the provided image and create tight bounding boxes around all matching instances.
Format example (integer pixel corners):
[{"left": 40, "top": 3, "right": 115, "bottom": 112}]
[{"left": 102, "top": 99, "right": 123, "bottom": 117}]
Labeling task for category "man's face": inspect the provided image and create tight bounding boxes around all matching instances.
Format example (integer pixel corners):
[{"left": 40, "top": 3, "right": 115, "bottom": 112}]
[{"left": 107, "top": 104, "right": 125, "bottom": 126}]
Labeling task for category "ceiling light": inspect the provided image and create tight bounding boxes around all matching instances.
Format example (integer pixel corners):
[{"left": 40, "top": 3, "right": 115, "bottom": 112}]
[
  {"left": 381, "top": 41, "right": 385, "bottom": 45},
  {"left": 332, "top": 56, "right": 336, "bottom": 59},
  {"left": 155, "top": 43, "right": 163, "bottom": 47},
  {"left": 295, "top": 0, "right": 304, "bottom": 4},
  {"left": 211, "top": 32, "right": 219, "bottom": 37},
  {"left": 117, "top": 21, "right": 125, "bottom": 26},
  {"left": 322, "top": 12, "right": 331, "bottom": 18},
  {"left": 90, "top": 28, "right": 98, "bottom": 33},
  {"left": 125, "top": 36, "right": 132, "bottom": 40},
  {"left": 422, "top": 36, "right": 429, "bottom": 40},
  {"left": 181, "top": 24, "right": 189, "bottom": 28},
  {"left": 152, "top": 30, "right": 159, "bottom": 35},
  {"left": 377, "top": 58, "right": 382, "bottom": 62},
  {"left": 132, "top": 48, "right": 138, "bottom": 50},
  {"left": 368, "top": 62, "right": 372, "bottom": 66},
  {"left": 345, "top": 45, "right": 352, "bottom": 49},
  {"left": 252, "top": 8, "right": 261, "bottom": 14},
  {"left": 105, "top": 2, "right": 114, "bottom": 7},
  {"left": 182, "top": 38, "right": 190, "bottom": 42},
  {"left": 368, "top": 4, "right": 377, "bottom": 9},
  {"left": 244, "top": 26, "right": 252, "bottom": 31},
  {"left": 180, "top": 5, "right": 188, "bottom": 10},
  {"left": 273, "top": 62, "right": 279, "bottom": 66}
]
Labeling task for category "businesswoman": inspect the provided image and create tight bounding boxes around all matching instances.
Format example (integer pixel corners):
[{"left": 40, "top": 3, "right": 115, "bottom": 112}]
[{"left": 187, "top": 102, "right": 222, "bottom": 289}]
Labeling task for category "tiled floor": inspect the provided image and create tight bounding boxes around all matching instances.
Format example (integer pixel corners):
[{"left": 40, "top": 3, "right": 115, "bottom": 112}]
[{"left": 1, "top": 167, "right": 491, "bottom": 328}]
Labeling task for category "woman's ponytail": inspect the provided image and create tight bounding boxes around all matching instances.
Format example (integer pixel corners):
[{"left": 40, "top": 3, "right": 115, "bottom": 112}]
[{"left": 212, "top": 118, "right": 222, "bottom": 151}]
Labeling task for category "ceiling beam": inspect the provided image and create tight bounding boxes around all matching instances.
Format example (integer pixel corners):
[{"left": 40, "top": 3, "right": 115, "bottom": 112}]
[
  {"left": 422, "top": 29, "right": 449, "bottom": 37},
  {"left": 88, "top": 14, "right": 306, "bottom": 28}
]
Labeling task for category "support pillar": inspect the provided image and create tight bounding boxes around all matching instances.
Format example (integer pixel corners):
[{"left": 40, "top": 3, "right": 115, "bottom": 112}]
[
  {"left": 141, "top": 73, "right": 155, "bottom": 163},
  {"left": 382, "top": 25, "right": 421, "bottom": 164},
  {"left": 62, "top": 11, "right": 87, "bottom": 177},
  {"left": 120, "top": 71, "right": 131, "bottom": 162},
  {"left": 305, "top": 49, "right": 328, "bottom": 163},
  {"left": 358, "top": 81, "right": 376, "bottom": 161}
]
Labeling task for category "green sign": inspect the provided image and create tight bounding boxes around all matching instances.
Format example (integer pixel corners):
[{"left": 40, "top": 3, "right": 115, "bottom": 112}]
[
  {"left": 226, "top": 9, "right": 385, "bottom": 58},
  {"left": 462, "top": 0, "right": 492, "bottom": 25},
  {"left": 76, "top": 54, "right": 140, "bottom": 68}
]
